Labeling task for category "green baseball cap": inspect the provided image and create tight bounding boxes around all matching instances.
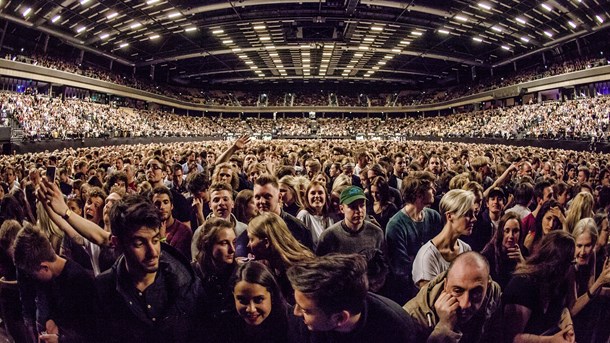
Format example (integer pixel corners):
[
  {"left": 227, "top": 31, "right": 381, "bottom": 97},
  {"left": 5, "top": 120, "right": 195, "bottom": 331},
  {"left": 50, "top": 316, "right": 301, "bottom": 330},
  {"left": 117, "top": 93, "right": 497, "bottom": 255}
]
[{"left": 340, "top": 186, "right": 366, "bottom": 205}]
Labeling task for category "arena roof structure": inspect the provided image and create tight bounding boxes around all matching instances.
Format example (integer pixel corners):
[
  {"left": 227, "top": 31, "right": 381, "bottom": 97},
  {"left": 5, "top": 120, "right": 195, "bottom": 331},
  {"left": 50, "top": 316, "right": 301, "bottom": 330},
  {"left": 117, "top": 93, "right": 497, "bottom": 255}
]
[{"left": 0, "top": 0, "right": 609, "bottom": 88}]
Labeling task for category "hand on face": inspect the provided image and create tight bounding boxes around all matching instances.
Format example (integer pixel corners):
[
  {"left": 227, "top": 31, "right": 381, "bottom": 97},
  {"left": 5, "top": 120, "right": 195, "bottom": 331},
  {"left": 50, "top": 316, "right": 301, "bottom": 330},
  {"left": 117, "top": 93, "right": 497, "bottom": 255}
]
[{"left": 434, "top": 290, "right": 458, "bottom": 330}]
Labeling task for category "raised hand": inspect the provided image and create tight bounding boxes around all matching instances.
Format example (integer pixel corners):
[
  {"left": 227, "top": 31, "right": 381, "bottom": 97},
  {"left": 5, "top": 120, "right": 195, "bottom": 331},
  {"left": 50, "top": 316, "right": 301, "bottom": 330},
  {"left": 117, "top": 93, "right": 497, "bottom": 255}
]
[{"left": 434, "top": 290, "right": 459, "bottom": 330}]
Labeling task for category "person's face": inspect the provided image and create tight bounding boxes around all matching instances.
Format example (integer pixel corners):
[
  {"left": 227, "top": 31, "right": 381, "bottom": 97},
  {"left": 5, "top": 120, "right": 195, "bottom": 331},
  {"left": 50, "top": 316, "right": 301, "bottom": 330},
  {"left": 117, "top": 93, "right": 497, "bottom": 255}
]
[
  {"left": 370, "top": 185, "right": 381, "bottom": 203},
  {"left": 578, "top": 170, "right": 587, "bottom": 183},
  {"left": 212, "top": 228, "right": 236, "bottom": 266},
  {"left": 599, "top": 218, "right": 609, "bottom": 249},
  {"left": 173, "top": 169, "right": 184, "bottom": 184},
  {"left": 428, "top": 157, "right": 441, "bottom": 174},
  {"left": 102, "top": 192, "right": 122, "bottom": 226},
  {"left": 366, "top": 170, "right": 377, "bottom": 182},
  {"left": 343, "top": 167, "right": 354, "bottom": 177},
  {"left": 249, "top": 170, "right": 261, "bottom": 184},
  {"left": 5, "top": 169, "right": 15, "bottom": 184},
  {"left": 340, "top": 199, "right": 365, "bottom": 229},
  {"left": 146, "top": 160, "right": 165, "bottom": 184},
  {"left": 542, "top": 210, "right": 556, "bottom": 234},
  {"left": 444, "top": 264, "right": 489, "bottom": 324},
  {"left": 521, "top": 164, "right": 532, "bottom": 177},
  {"left": 554, "top": 163, "right": 564, "bottom": 179},
  {"left": 116, "top": 158, "right": 124, "bottom": 170},
  {"left": 247, "top": 230, "right": 269, "bottom": 258},
  {"left": 120, "top": 226, "right": 161, "bottom": 275},
  {"left": 556, "top": 191, "right": 568, "bottom": 206},
  {"left": 244, "top": 155, "right": 257, "bottom": 169},
  {"left": 575, "top": 231, "right": 594, "bottom": 266},
  {"left": 217, "top": 167, "right": 233, "bottom": 185},
  {"left": 542, "top": 187, "right": 554, "bottom": 203},
  {"left": 210, "top": 189, "right": 234, "bottom": 219},
  {"left": 420, "top": 182, "right": 436, "bottom": 206},
  {"left": 486, "top": 195, "right": 505, "bottom": 215},
  {"left": 308, "top": 185, "right": 326, "bottom": 212},
  {"left": 452, "top": 206, "right": 477, "bottom": 236},
  {"left": 394, "top": 157, "right": 406, "bottom": 175},
  {"left": 294, "top": 290, "right": 340, "bottom": 332},
  {"left": 568, "top": 168, "right": 576, "bottom": 179},
  {"left": 123, "top": 165, "right": 135, "bottom": 180},
  {"left": 329, "top": 165, "right": 340, "bottom": 177},
  {"left": 314, "top": 174, "right": 327, "bottom": 184},
  {"left": 84, "top": 195, "right": 104, "bottom": 224},
  {"left": 207, "top": 153, "right": 216, "bottom": 166},
  {"left": 234, "top": 281, "right": 272, "bottom": 326},
  {"left": 279, "top": 184, "right": 295, "bottom": 206},
  {"left": 254, "top": 184, "right": 280, "bottom": 213},
  {"left": 502, "top": 218, "right": 521, "bottom": 250},
  {"left": 245, "top": 197, "right": 258, "bottom": 221},
  {"left": 152, "top": 193, "right": 173, "bottom": 222}
]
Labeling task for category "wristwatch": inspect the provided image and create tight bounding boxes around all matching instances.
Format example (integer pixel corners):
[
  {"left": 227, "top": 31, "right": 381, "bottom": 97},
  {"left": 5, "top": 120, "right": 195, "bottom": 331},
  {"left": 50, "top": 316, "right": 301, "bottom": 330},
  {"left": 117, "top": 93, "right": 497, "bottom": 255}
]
[{"left": 62, "top": 208, "right": 72, "bottom": 220}]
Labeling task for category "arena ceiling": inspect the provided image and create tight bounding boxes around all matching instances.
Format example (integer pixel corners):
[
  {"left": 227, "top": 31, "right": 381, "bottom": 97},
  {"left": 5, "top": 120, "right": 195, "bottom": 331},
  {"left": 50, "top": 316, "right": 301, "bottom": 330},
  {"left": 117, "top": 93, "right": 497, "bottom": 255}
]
[{"left": 0, "top": 0, "right": 609, "bottom": 88}]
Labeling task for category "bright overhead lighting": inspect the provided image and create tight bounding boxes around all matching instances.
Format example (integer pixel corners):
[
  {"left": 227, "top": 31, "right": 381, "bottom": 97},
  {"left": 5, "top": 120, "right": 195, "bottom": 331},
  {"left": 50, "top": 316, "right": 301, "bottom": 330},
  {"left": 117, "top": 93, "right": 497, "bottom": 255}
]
[
  {"left": 595, "top": 15, "right": 604, "bottom": 23},
  {"left": 222, "top": 39, "right": 233, "bottom": 44},
  {"left": 23, "top": 8, "right": 32, "bottom": 17},
  {"left": 364, "top": 37, "right": 375, "bottom": 42},
  {"left": 253, "top": 25, "right": 266, "bottom": 30},
  {"left": 238, "top": 54, "right": 247, "bottom": 59},
  {"left": 232, "top": 48, "right": 242, "bottom": 52},
  {"left": 491, "top": 26, "right": 502, "bottom": 32},
  {"left": 541, "top": 3, "right": 552, "bottom": 11},
  {"left": 478, "top": 3, "right": 492, "bottom": 10},
  {"left": 372, "top": 66, "right": 380, "bottom": 70},
  {"left": 323, "top": 51, "right": 332, "bottom": 56},
  {"left": 185, "top": 27, "right": 196, "bottom": 32},
  {"left": 212, "top": 29, "right": 224, "bottom": 34},
  {"left": 149, "top": 34, "right": 160, "bottom": 40},
  {"left": 358, "top": 46, "right": 369, "bottom": 50},
  {"left": 76, "top": 26, "right": 87, "bottom": 33},
  {"left": 273, "top": 59, "right": 281, "bottom": 63},
  {"left": 245, "top": 61, "right": 253, "bottom": 65},
  {"left": 411, "top": 31, "right": 423, "bottom": 36},
  {"left": 167, "top": 12, "right": 181, "bottom": 18},
  {"left": 80, "top": 0, "right": 90, "bottom": 4},
  {"left": 354, "top": 53, "right": 363, "bottom": 57},
  {"left": 269, "top": 52, "right": 278, "bottom": 57},
  {"left": 146, "top": 0, "right": 160, "bottom": 4},
  {"left": 260, "top": 36, "right": 271, "bottom": 41},
  {"left": 51, "top": 15, "right": 61, "bottom": 23},
  {"left": 520, "top": 36, "right": 530, "bottom": 42},
  {"left": 303, "top": 58, "right": 310, "bottom": 62},
  {"left": 399, "top": 40, "right": 411, "bottom": 45},
  {"left": 438, "top": 29, "right": 450, "bottom": 34},
  {"left": 384, "top": 55, "right": 393, "bottom": 59},
  {"left": 392, "top": 48, "right": 402, "bottom": 53},
  {"left": 250, "top": 65, "right": 258, "bottom": 70},
  {"left": 265, "top": 45, "right": 275, "bottom": 50},
  {"left": 130, "top": 22, "right": 142, "bottom": 29},
  {"left": 543, "top": 31, "right": 553, "bottom": 37},
  {"left": 371, "top": 26, "right": 384, "bottom": 31},
  {"left": 473, "top": 37, "right": 483, "bottom": 42},
  {"left": 378, "top": 61, "right": 386, "bottom": 65},
  {"left": 107, "top": 12, "right": 118, "bottom": 19},
  {"left": 501, "top": 45, "right": 510, "bottom": 50},
  {"left": 100, "top": 33, "right": 110, "bottom": 39},
  {"left": 119, "top": 43, "right": 129, "bottom": 48},
  {"left": 455, "top": 15, "right": 468, "bottom": 22},
  {"left": 516, "top": 17, "right": 527, "bottom": 24},
  {"left": 568, "top": 21, "right": 577, "bottom": 29}
]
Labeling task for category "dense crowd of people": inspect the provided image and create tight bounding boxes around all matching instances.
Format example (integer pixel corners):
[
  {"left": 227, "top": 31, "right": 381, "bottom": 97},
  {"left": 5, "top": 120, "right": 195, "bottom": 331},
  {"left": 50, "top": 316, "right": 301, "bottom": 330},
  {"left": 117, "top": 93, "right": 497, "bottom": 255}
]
[
  {"left": 0, "top": 136, "right": 609, "bottom": 342},
  {"left": 6, "top": 52, "right": 608, "bottom": 107},
  {"left": 2, "top": 92, "right": 609, "bottom": 142}
]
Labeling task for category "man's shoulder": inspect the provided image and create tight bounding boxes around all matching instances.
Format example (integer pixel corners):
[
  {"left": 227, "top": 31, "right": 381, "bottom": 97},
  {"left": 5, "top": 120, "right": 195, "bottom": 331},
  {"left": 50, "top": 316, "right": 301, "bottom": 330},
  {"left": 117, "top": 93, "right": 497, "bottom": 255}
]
[{"left": 364, "top": 293, "right": 415, "bottom": 336}]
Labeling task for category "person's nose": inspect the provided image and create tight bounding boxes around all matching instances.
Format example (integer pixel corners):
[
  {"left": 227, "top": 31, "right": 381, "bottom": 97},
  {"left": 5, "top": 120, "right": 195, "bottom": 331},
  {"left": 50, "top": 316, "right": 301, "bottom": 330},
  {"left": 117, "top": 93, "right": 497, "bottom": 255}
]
[{"left": 459, "top": 294, "right": 472, "bottom": 310}]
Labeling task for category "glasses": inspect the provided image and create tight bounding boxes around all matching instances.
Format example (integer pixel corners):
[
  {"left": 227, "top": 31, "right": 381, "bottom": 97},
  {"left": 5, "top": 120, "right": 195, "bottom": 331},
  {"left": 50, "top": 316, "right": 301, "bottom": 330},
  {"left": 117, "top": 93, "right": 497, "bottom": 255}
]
[{"left": 147, "top": 164, "right": 162, "bottom": 171}]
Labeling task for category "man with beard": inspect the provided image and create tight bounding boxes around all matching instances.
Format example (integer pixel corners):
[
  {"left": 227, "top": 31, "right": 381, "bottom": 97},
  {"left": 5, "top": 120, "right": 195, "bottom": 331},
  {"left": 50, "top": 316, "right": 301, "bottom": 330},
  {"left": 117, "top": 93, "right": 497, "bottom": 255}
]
[
  {"left": 385, "top": 171, "right": 442, "bottom": 304},
  {"left": 95, "top": 195, "right": 202, "bottom": 342},
  {"left": 151, "top": 186, "right": 192, "bottom": 260},
  {"left": 403, "top": 252, "right": 501, "bottom": 343}
]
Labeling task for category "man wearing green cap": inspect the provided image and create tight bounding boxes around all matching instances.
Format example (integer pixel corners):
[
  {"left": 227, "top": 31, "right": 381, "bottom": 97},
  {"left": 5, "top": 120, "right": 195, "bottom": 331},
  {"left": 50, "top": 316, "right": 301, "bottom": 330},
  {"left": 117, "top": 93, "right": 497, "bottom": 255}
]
[{"left": 315, "top": 186, "right": 385, "bottom": 256}]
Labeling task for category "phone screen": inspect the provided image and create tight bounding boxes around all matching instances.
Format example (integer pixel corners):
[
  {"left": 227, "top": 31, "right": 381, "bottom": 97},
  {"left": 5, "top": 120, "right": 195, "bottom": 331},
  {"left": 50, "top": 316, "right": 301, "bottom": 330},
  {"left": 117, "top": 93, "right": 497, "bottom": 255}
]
[{"left": 45, "top": 166, "right": 56, "bottom": 182}]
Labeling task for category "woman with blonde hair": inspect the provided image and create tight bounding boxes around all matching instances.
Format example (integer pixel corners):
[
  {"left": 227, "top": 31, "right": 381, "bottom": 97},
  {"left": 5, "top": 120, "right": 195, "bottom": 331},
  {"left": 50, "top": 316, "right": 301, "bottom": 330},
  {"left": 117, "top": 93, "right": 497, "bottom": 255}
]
[
  {"left": 247, "top": 212, "right": 314, "bottom": 303},
  {"left": 278, "top": 175, "right": 305, "bottom": 217},
  {"left": 565, "top": 192, "right": 595, "bottom": 233},
  {"left": 36, "top": 200, "right": 63, "bottom": 254}
]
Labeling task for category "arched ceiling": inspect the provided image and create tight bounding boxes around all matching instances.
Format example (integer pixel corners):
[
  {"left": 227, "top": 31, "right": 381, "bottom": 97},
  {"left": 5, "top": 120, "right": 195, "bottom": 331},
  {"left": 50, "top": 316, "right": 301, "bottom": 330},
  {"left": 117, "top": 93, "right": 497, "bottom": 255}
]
[{"left": 1, "top": 0, "right": 609, "bottom": 87}]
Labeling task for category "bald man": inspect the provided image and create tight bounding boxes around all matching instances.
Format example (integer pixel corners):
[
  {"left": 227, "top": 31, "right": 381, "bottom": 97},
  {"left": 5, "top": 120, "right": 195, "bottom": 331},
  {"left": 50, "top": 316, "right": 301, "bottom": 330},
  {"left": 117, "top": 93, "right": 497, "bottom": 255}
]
[{"left": 403, "top": 252, "right": 501, "bottom": 343}]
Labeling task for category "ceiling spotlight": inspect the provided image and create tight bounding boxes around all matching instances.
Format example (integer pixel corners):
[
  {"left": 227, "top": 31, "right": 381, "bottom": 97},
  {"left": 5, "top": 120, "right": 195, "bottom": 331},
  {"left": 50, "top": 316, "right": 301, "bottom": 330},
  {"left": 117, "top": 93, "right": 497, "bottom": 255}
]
[
  {"left": 149, "top": 34, "right": 160, "bottom": 40},
  {"left": 185, "top": 27, "right": 196, "bottom": 32},
  {"left": 568, "top": 21, "right": 577, "bottom": 29},
  {"left": 473, "top": 37, "right": 483, "bottom": 42},
  {"left": 146, "top": 0, "right": 160, "bottom": 4},
  {"left": 516, "top": 17, "right": 527, "bottom": 24},
  {"left": 76, "top": 26, "right": 87, "bottom": 33},
  {"left": 455, "top": 15, "right": 468, "bottom": 22},
  {"left": 51, "top": 15, "right": 61, "bottom": 23},
  {"left": 167, "top": 12, "right": 181, "bottom": 18},
  {"left": 541, "top": 3, "right": 552, "bottom": 11},
  {"left": 411, "top": 31, "right": 423, "bottom": 36},
  {"left": 491, "top": 26, "right": 502, "bottom": 32},
  {"left": 520, "top": 36, "right": 530, "bottom": 42},
  {"left": 595, "top": 15, "right": 604, "bottom": 23},
  {"left": 253, "top": 25, "right": 266, "bottom": 30},
  {"left": 438, "top": 29, "right": 450, "bottom": 34},
  {"left": 501, "top": 45, "right": 510, "bottom": 50},
  {"left": 478, "top": 3, "right": 492, "bottom": 10},
  {"left": 100, "top": 33, "right": 110, "bottom": 39},
  {"left": 22, "top": 7, "right": 32, "bottom": 17},
  {"left": 130, "top": 22, "right": 142, "bottom": 29},
  {"left": 119, "top": 43, "right": 129, "bottom": 48},
  {"left": 107, "top": 12, "right": 118, "bottom": 19},
  {"left": 543, "top": 31, "right": 553, "bottom": 37}
]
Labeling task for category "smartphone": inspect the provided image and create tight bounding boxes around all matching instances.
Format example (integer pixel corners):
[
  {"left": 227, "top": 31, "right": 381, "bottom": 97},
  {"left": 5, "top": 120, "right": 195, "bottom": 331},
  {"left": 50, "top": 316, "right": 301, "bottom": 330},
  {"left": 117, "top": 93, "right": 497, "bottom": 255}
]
[{"left": 45, "top": 166, "right": 56, "bottom": 182}]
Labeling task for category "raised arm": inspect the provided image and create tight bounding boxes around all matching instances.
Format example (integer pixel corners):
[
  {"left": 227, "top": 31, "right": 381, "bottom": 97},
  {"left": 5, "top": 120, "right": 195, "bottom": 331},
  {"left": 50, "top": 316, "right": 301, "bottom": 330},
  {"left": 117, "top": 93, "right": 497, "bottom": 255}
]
[{"left": 215, "top": 134, "right": 251, "bottom": 165}]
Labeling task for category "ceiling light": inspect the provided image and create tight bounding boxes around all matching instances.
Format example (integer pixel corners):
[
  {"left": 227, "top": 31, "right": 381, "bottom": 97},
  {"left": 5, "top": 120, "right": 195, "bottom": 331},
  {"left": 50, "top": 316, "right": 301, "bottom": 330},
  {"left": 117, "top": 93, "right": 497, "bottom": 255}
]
[
  {"left": 411, "top": 31, "right": 423, "bottom": 36},
  {"left": 455, "top": 15, "right": 468, "bottom": 22},
  {"left": 250, "top": 66, "right": 258, "bottom": 70},
  {"left": 130, "top": 22, "right": 142, "bottom": 29},
  {"left": 100, "top": 33, "right": 109, "bottom": 39},
  {"left": 146, "top": 0, "right": 160, "bottom": 4},
  {"left": 438, "top": 29, "right": 450, "bottom": 34},
  {"left": 371, "top": 26, "right": 383, "bottom": 31},
  {"left": 478, "top": 3, "right": 491, "bottom": 10},
  {"left": 378, "top": 61, "right": 386, "bottom": 65},
  {"left": 77, "top": 26, "right": 87, "bottom": 33},
  {"left": 358, "top": 46, "right": 369, "bottom": 50},
  {"left": 364, "top": 37, "right": 374, "bottom": 42},
  {"left": 595, "top": 15, "right": 604, "bottom": 23},
  {"left": 167, "top": 12, "right": 181, "bottom": 18},
  {"left": 149, "top": 34, "right": 160, "bottom": 40},
  {"left": 392, "top": 49, "right": 402, "bottom": 53},
  {"left": 260, "top": 36, "right": 271, "bottom": 41},
  {"left": 491, "top": 26, "right": 502, "bottom": 32},
  {"left": 22, "top": 8, "right": 31, "bottom": 17},
  {"left": 51, "top": 15, "right": 61, "bottom": 23},
  {"left": 354, "top": 53, "right": 363, "bottom": 57},
  {"left": 520, "top": 36, "right": 530, "bottom": 42},
  {"left": 269, "top": 53, "right": 278, "bottom": 57},
  {"left": 80, "top": 0, "right": 90, "bottom": 4},
  {"left": 473, "top": 37, "right": 483, "bottom": 42},
  {"left": 303, "top": 58, "right": 310, "bottom": 62},
  {"left": 253, "top": 25, "right": 266, "bottom": 30},
  {"left": 185, "top": 27, "right": 196, "bottom": 32},
  {"left": 384, "top": 55, "right": 393, "bottom": 59},
  {"left": 501, "top": 45, "right": 510, "bottom": 50},
  {"left": 543, "top": 31, "right": 553, "bottom": 37},
  {"left": 212, "top": 29, "right": 224, "bottom": 34},
  {"left": 541, "top": 3, "right": 552, "bottom": 11},
  {"left": 222, "top": 39, "right": 233, "bottom": 44},
  {"left": 323, "top": 52, "right": 332, "bottom": 56},
  {"left": 238, "top": 54, "right": 247, "bottom": 59},
  {"left": 119, "top": 43, "right": 129, "bottom": 48},
  {"left": 516, "top": 17, "right": 527, "bottom": 24},
  {"left": 265, "top": 45, "right": 275, "bottom": 50},
  {"left": 245, "top": 61, "right": 253, "bottom": 65},
  {"left": 302, "top": 51, "right": 310, "bottom": 56},
  {"left": 372, "top": 66, "right": 380, "bottom": 70},
  {"left": 568, "top": 21, "right": 577, "bottom": 29},
  {"left": 232, "top": 48, "right": 242, "bottom": 52},
  {"left": 107, "top": 12, "right": 118, "bottom": 19}
]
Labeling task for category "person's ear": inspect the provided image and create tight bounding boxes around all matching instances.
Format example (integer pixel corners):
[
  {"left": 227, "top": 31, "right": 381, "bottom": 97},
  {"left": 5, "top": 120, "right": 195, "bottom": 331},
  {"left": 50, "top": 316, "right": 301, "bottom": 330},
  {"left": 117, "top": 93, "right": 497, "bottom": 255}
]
[
  {"left": 339, "top": 204, "right": 346, "bottom": 214},
  {"left": 332, "top": 310, "right": 351, "bottom": 328},
  {"left": 263, "top": 237, "right": 270, "bottom": 249},
  {"left": 110, "top": 235, "right": 120, "bottom": 250},
  {"left": 446, "top": 212, "right": 454, "bottom": 223}
]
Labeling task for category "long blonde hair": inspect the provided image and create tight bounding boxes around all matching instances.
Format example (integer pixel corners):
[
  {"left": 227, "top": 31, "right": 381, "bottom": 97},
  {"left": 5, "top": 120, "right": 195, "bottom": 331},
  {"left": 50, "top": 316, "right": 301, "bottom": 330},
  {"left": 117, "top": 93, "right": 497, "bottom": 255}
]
[
  {"left": 565, "top": 192, "right": 595, "bottom": 233},
  {"left": 248, "top": 212, "right": 314, "bottom": 268}
]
